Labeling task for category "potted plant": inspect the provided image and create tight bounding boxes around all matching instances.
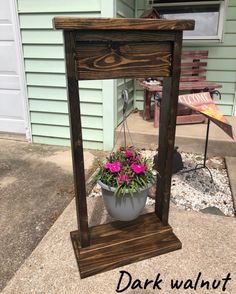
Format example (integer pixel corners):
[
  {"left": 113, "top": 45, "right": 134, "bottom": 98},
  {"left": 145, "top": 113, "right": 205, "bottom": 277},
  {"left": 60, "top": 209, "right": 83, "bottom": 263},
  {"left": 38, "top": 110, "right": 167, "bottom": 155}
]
[{"left": 96, "top": 147, "right": 155, "bottom": 221}]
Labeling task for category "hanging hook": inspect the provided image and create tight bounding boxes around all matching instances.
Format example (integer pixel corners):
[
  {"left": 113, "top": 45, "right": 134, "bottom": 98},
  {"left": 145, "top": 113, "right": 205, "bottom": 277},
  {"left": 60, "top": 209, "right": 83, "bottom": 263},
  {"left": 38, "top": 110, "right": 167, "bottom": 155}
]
[
  {"left": 113, "top": 79, "right": 134, "bottom": 150},
  {"left": 210, "top": 89, "right": 221, "bottom": 100},
  {"left": 121, "top": 79, "right": 129, "bottom": 148},
  {"left": 122, "top": 88, "right": 129, "bottom": 115}
]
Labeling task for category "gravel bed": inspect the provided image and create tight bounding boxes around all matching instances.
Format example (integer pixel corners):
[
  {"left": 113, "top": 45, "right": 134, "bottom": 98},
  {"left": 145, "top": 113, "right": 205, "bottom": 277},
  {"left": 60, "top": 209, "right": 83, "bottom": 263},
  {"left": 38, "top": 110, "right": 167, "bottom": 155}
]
[
  {"left": 89, "top": 151, "right": 235, "bottom": 217},
  {"left": 172, "top": 152, "right": 234, "bottom": 217}
]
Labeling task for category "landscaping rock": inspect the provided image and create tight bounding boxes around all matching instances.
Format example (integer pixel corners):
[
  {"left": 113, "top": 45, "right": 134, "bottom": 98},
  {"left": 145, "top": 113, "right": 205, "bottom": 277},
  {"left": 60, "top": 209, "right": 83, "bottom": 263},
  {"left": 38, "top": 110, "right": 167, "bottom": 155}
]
[
  {"left": 89, "top": 151, "right": 235, "bottom": 217},
  {"left": 200, "top": 206, "right": 225, "bottom": 216}
]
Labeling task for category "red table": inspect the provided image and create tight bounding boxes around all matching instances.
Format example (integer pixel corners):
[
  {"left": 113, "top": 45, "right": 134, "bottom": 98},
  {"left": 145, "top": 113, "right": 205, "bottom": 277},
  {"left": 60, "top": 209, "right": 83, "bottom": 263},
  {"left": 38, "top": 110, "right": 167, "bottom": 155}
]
[{"left": 139, "top": 80, "right": 222, "bottom": 127}]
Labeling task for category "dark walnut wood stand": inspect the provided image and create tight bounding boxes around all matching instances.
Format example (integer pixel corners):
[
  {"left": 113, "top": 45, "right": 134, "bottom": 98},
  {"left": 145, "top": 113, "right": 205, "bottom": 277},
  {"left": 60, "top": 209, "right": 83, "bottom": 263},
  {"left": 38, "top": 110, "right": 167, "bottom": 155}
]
[{"left": 54, "top": 17, "right": 194, "bottom": 278}]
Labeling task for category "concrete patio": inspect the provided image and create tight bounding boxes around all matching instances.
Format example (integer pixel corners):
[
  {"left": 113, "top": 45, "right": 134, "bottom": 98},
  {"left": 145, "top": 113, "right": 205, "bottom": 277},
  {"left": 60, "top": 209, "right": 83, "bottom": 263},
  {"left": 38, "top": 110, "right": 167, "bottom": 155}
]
[
  {"left": 116, "top": 113, "right": 236, "bottom": 157},
  {"left": 0, "top": 137, "right": 101, "bottom": 291},
  {"left": 0, "top": 120, "right": 236, "bottom": 293},
  {"left": 2, "top": 198, "right": 236, "bottom": 294}
]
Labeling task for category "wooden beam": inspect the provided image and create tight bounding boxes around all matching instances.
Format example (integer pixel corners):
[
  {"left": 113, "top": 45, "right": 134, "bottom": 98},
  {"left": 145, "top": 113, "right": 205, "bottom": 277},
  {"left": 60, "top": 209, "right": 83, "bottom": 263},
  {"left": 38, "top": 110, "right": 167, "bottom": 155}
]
[
  {"left": 53, "top": 17, "right": 195, "bottom": 31},
  {"left": 76, "top": 41, "right": 172, "bottom": 80},
  {"left": 75, "top": 30, "right": 176, "bottom": 42},
  {"left": 155, "top": 32, "right": 183, "bottom": 225},
  {"left": 71, "top": 213, "right": 181, "bottom": 278},
  {"left": 64, "top": 31, "right": 89, "bottom": 247}
]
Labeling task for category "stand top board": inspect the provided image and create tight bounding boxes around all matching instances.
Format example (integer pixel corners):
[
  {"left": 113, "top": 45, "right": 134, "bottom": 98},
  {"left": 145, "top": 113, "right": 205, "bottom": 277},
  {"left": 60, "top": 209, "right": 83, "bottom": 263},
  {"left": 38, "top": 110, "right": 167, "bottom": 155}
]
[{"left": 53, "top": 17, "right": 194, "bottom": 31}]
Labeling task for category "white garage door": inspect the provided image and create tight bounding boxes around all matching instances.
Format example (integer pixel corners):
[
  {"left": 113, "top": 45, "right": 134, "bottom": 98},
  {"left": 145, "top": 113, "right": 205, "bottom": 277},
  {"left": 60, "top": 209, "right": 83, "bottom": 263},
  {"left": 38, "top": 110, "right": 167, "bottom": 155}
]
[{"left": 0, "top": 0, "right": 27, "bottom": 134}]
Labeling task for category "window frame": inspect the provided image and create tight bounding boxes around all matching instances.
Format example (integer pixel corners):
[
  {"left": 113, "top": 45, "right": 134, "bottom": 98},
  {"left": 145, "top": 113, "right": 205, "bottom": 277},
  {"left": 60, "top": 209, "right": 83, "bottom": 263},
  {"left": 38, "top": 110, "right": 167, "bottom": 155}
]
[{"left": 151, "top": 1, "right": 226, "bottom": 42}]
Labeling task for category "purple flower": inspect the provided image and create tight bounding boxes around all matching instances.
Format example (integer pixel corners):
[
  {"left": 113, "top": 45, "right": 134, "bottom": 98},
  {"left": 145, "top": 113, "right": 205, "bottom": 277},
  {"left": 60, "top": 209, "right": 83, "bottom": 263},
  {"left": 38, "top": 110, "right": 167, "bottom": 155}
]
[
  {"left": 117, "top": 174, "right": 129, "bottom": 185},
  {"left": 130, "top": 163, "right": 145, "bottom": 174},
  {"left": 104, "top": 161, "right": 121, "bottom": 173}
]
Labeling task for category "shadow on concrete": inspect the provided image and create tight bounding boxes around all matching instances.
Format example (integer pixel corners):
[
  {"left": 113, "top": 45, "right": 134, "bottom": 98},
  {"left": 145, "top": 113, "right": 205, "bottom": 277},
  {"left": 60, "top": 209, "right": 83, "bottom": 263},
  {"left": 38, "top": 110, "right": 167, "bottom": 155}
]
[{"left": 0, "top": 139, "right": 74, "bottom": 291}]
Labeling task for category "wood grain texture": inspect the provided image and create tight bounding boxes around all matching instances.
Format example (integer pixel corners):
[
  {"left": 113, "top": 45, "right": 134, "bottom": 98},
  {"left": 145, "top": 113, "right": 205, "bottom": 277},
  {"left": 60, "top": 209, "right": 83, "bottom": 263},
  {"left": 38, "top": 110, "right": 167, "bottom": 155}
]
[
  {"left": 178, "top": 81, "right": 222, "bottom": 90},
  {"left": 180, "top": 76, "right": 206, "bottom": 82},
  {"left": 181, "top": 68, "right": 207, "bottom": 75},
  {"left": 176, "top": 114, "right": 206, "bottom": 124},
  {"left": 63, "top": 31, "right": 89, "bottom": 247},
  {"left": 181, "top": 61, "right": 207, "bottom": 67},
  {"left": 76, "top": 30, "right": 176, "bottom": 42},
  {"left": 144, "top": 81, "right": 222, "bottom": 92},
  {"left": 70, "top": 213, "right": 182, "bottom": 278},
  {"left": 76, "top": 41, "right": 172, "bottom": 80},
  {"left": 53, "top": 17, "right": 195, "bottom": 31},
  {"left": 182, "top": 50, "right": 208, "bottom": 58},
  {"left": 155, "top": 32, "right": 183, "bottom": 225}
]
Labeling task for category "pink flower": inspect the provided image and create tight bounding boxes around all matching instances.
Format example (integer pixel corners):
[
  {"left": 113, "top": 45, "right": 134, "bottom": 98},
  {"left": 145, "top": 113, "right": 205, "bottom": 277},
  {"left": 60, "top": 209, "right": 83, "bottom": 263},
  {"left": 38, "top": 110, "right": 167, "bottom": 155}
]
[
  {"left": 131, "top": 163, "right": 145, "bottom": 174},
  {"left": 117, "top": 174, "right": 129, "bottom": 185},
  {"left": 104, "top": 161, "right": 121, "bottom": 173},
  {"left": 124, "top": 150, "right": 133, "bottom": 158}
]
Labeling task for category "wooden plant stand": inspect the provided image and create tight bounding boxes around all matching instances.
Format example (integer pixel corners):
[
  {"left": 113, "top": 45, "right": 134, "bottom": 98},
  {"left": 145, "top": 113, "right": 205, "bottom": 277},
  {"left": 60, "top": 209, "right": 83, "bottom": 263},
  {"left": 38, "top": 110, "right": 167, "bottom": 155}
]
[{"left": 54, "top": 17, "right": 194, "bottom": 278}]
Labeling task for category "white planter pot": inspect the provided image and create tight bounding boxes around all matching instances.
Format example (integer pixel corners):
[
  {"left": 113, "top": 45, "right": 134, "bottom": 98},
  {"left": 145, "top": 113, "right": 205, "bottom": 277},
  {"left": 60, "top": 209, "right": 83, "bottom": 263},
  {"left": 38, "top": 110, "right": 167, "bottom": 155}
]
[{"left": 97, "top": 180, "right": 152, "bottom": 221}]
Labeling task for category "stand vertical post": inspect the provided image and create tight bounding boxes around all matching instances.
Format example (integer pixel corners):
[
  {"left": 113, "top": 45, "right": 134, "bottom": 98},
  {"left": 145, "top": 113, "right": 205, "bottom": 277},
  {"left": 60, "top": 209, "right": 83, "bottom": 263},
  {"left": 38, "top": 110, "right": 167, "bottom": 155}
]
[
  {"left": 155, "top": 32, "right": 183, "bottom": 225},
  {"left": 64, "top": 31, "right": 89, "bottom": 247}
]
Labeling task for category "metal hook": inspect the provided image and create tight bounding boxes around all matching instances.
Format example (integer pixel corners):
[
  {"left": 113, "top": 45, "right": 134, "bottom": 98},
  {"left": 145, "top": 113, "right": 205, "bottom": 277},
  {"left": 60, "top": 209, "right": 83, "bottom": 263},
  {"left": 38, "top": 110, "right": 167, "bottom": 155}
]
[
  {"left": 210, "top": 89, "right": 222, "bottom": 100},
  {"left": 122, "top": 88, "right": 129, "bottom": 115}
]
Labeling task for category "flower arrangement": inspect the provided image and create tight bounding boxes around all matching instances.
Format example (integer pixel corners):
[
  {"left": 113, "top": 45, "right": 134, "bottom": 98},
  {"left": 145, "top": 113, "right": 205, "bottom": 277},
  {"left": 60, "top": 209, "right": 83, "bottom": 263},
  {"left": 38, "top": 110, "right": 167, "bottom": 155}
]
[{"left": 96, "top": 147, "right": 155, "bottom": 196}]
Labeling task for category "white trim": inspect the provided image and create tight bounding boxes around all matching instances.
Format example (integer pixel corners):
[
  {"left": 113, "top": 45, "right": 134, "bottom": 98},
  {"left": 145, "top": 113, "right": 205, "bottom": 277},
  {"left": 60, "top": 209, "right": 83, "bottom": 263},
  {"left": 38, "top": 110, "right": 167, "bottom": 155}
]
[
  {"left": 102, "top": 80, "right": 115, "bottom": 151},
  {"left": 233, "top": 84, "right": 236, "bottom": 116},
  {"left": 135, "top": 0, "right": 138, "bottom": 17},
  {"left": 10, "top": 0, "right": 31, "bottom": 141},
  {"left": 152, "top": 1, "right": 222, "bottom": 7},
  {"left": 101, "top": 0, "right": 116, "bottom": 150},
  {"left": 184, "top": 36, "right": 222, "bottom": 40},
  {"left": 217, "top": 0, "right": 226, "bottom": 42},
  {"left": 101, "top": 0, "right": 115, "bottom": 17},
  {"left": 113, "top": 79, "right": 118, "bottom": 128},
  {"left": 152, "top": 0, "right": 226, "bottom": 42}
]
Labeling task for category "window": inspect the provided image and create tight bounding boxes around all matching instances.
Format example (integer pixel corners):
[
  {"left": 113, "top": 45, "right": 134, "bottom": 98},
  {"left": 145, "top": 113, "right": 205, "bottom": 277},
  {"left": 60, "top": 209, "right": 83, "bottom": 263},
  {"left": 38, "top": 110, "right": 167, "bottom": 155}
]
[{"left": 150, "top": 1, "right": 226, "bottom": 41}]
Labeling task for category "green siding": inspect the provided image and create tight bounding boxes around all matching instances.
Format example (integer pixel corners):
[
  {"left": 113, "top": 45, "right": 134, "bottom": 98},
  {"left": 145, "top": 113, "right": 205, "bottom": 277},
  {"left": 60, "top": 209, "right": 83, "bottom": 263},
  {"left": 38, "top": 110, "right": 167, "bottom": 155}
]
[
  {"left": 31, "top": 124, "right": 103, "bottom": 141},
  {"left": 19, "top": 13, "right": 101, "bottom": 29},
  {"left": 136, "top": 0, "right": 147, "bottom": 18},
  {"left": 29, "top": 100, "right": 103, "bottom": 116},
  {"left": 115, "top": 0, "right": 135, "bottom": 126},
  {"left": 30, "top": 113, "right": 103, "bottom": 129},
  {"left": 32, "top": 136, "right": 103, "bottom": 149},
  {"left": 117, "top": 0, "right": 135, "bottom": 18},
  {"left": 25, "top": 60, "right": 65, "bottom": 73},
  {"left": 18, "top": 0, "right": 101, "bottom": 13},
  {"left": 117, "top": 79, "right": 135, "bottom": 125},
  {"left": 22, "top": 30, "right": 63, "bottom": 44},
  {"left": 23, "top": 45, "right": 64, "bottom": 59},
  {"left": 18, "top": 0, "right": 116, "bottom": 149},
  {"left": 135, "top": 0, "right": 236, "bottom": 116}
]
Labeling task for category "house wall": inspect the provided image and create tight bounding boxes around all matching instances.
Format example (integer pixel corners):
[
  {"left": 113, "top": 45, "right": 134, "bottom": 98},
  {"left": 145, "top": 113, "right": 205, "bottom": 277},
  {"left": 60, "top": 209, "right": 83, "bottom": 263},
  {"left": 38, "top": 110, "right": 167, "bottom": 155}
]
[
  {"left": 115, "top": 0, "right": 136, "bottom": 126},
  {"left": 17, "top": 0, "right": 115, "bottom": 150},
  {"left": 116, "top": 0, "right": 136, "bottom": 18},
  {"left": 135, "top": 0, "right": 236, "bottom": 116}
]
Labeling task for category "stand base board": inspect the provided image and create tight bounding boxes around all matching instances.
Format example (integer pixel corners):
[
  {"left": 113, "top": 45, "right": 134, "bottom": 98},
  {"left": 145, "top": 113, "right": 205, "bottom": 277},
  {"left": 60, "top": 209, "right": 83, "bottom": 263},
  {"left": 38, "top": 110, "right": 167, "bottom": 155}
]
[{"left": 71, "top": 212, "right": 182, "bottom": 278}]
